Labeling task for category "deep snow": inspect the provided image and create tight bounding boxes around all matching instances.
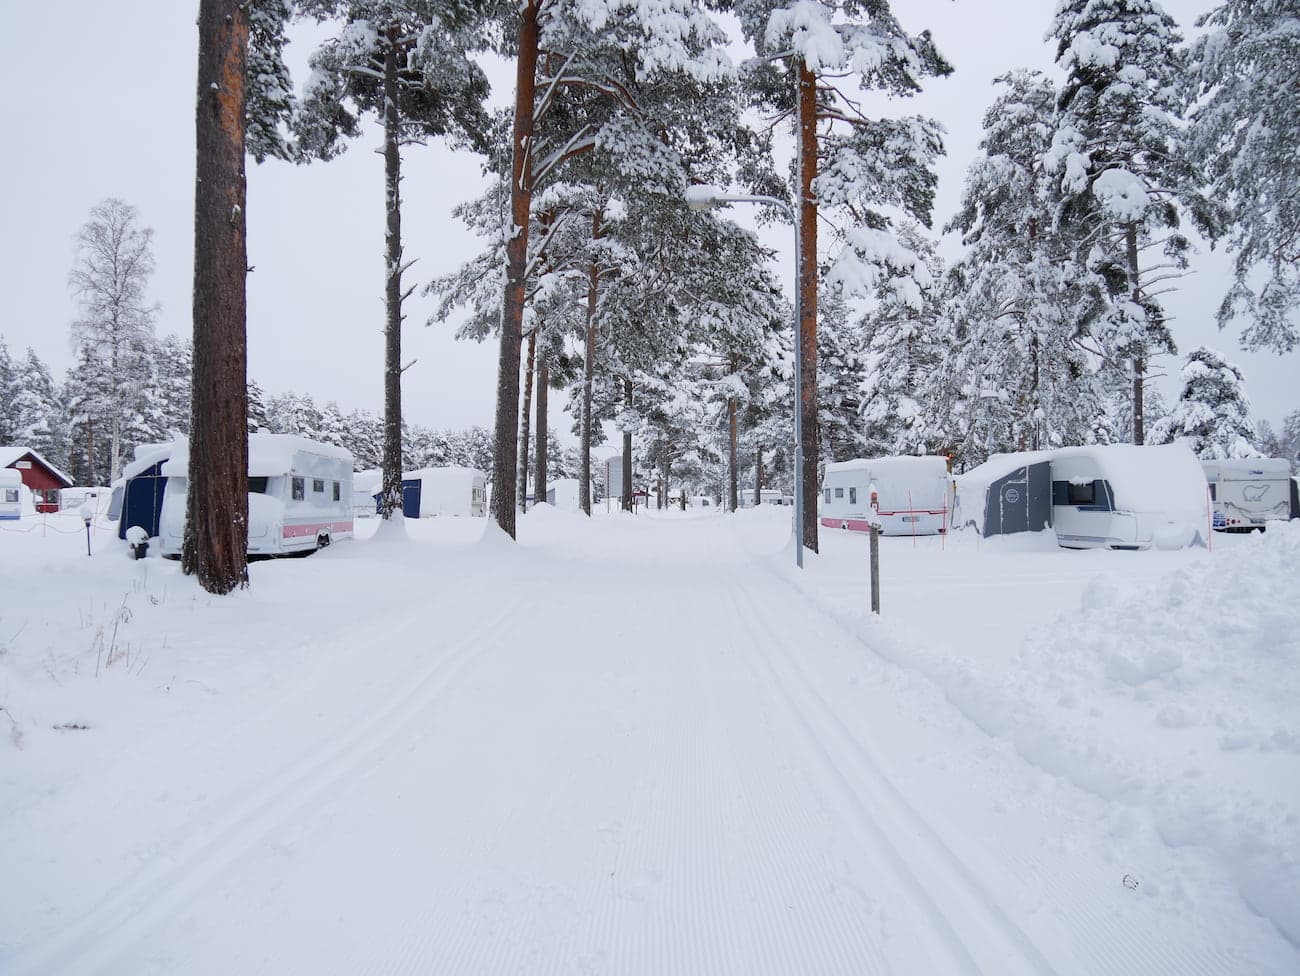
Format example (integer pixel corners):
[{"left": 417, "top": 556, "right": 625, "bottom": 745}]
[{"left": 1, "top": 503, "right": 1296, "bottom": 974}]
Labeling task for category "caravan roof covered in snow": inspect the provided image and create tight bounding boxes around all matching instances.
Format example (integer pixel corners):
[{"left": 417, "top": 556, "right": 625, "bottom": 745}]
[
  {"left": 1201, "top": 457, "right": 1291, "bottom": 480},
  {"left": 823, "top": 455, "right": 948, "bottom": 478},
  {"left": 955, "top": 449, "right": 1056, "bottom": 508},
  {"left": 162, "top": 434, "right": 353, "bottom": 478},
  {"left": 403, "top": 466, "right": 484, "bottom": 486},
  {"left": 121, "top": 443, "right": 175, "bottom": 482},
  {"left": 1054, "top": 443, "right": 1206, "bottom": 515}
]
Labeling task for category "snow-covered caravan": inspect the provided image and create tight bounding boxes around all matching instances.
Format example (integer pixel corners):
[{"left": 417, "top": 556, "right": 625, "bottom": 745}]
[
  {"left": 116, "top": 443, "right": 175, "bottom": 540},
  {"left": 159, "top": 434, "right": 354, "bottom": 557},
  {"left": 401, "top": 467, "right": 486, "bottom": 517},
  {"left": 352, "top": 468, "right": 382, "bottom": 517},
  {"left": 0, "top": 467, "right": 23, "bottom": 520},
  {"left": 1050, "top": 443, "right": 1206, "bottom": 550},
  {"left": 820, "top": 456, "right": 950, "bottom": 535},
  {"left": 1201, "top": 458, "right": 1298, "bottom": 532},
  {"left": 952, "top": 450, "right": 1055, "bottom": 538},
  {"left": 738, "top": 488, "right": 784, "bottom": 508},
  {"left": 689, "top": 494, "right": 714, "bottom": 509},
  {"left": 545, "top": 478, "right": 587, "bottom": 512}
]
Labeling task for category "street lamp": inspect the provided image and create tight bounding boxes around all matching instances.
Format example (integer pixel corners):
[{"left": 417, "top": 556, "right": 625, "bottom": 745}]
[{"left": 686, "top": 184, "right": 805, "bottom": 568}]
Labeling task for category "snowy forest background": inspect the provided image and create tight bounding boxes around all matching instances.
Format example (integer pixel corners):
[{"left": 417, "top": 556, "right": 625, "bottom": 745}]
[{"left": 3, "top": 0, "right": 1299, "bottom": 499}]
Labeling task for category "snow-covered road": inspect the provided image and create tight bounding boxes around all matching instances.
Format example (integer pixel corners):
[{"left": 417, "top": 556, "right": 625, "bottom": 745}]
[{"left": 3, "top": 508, "right": 1296, "bottom": 973}]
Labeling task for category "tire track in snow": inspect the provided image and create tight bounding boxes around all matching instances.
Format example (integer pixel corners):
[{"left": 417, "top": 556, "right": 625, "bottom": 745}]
[
  {"left": 5, "top": 602, "right": 526, "bottom": 976},
  {"left": 730, "top": 583, "right": 1059, "bottom": 976}
]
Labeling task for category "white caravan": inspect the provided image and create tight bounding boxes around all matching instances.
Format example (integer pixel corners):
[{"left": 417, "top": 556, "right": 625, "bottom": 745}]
[
  {"left": 402, "top": 466, "right": 487, "bottom": 517},
  {"left": 1050, "top": 443, "right": 1206, "bottom": 550},
  {"left": 1201, "top": 458, "right": 1297, "bottom": 532},
  {"left": 159, "top": 434, "right": 354, "bottom": 557},
  {"left": 0, "top": 468, "right": 23, "bottom": 520},
  {"left": 820, "top": 456, "right": 950, "bottom": 535},
  {"left": 738, "top": 488, "right": 785, "bottom": 508}
]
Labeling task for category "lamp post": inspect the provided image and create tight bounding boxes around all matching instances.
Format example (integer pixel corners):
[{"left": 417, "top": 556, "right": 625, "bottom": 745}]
[{"left": 686, "top": 185, "right": 804, "bottom": 568}]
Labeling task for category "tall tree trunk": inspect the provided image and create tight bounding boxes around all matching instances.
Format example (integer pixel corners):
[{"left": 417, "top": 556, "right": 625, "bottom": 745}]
[
  {"left": 184, "top": 0, "right": 249, "bottom": 594},
  {"left": 797, "top": 61, "right": 820, "bottom": 554},
  {"left": 492, "top": 0, "right": 540, "bottom": 538},
  {"left": 621, "top": 378, "right": 633, "bottom": 512},
  {"left": 727, "top": 391, "right": 738, "bottom": 512},
  {"left": 755, "top": 448, "right": 763, "bottom": 505},
  {"left": 380, "top": 30, "right": 405, "bottom": 518},
  {"left": 535, "top": 362, "right": 548, "bottom": 506},
  {"left": 518, "top": 328, "right": 536, "bottom": 512},
  {"left": 579, "top": 211, "right": 602, "bottom": 516},
  {"left": 86, "top": 418, "right": 96, "bottom": 489},
  {"left": 661, "top": 446, "right": 671, "bottom": 510},
  {"left": 1125, "top": 221, "right": 1145, "bottom": 445}
]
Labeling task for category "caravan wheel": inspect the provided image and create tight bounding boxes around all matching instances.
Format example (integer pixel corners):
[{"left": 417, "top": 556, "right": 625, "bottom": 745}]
[
  {"left": 840, "top": 521, "right": 849, "bottom": 531},
  {"left": 317, "top": 533, "right": 331, "bottom": 549}
]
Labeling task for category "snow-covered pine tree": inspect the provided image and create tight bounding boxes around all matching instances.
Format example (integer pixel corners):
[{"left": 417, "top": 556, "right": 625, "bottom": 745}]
[
  {"left": 733, "top": 0, "right": 951, "bottom": 552},
  {"left": 854, "top": 225, "right": 945, "bottom": 458},
  {"left": 941, "top": 70, "right": 1113, "bottom": 466},
  {"left": 488, "top": 0, "right": 736, "bottom": 536},
  {"left": 1187, "top": 0, "right": 1300, "bottom": 352},
  {"left": 11, "top": 348, "right": 65, "bottom": 467},
  {"left": 1148, "top": 346, "right": 1260, "bottom": 458},
  {"left": 67, "top": 198, "right": 159, "bottom": 481},
  {"left": 247, "top": 379, "right": 271, "bottom": 434},
  {"left": 814, "top": 293, "right": 862, "bottom": 466},
  {"left": 0, "top": 339, "right": 18, "bottom": 444},
  {"left": 146, "top": 334, "right": 193, "bottom": 440},
  {"left": 1044, "top": 0, "right": 1204, "bottom": 445},
  {"left": 295, "top": 0, "right": 491, "bottom": 518}
]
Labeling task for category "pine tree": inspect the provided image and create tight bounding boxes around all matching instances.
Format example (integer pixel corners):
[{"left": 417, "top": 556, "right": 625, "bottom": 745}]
[
  {"left": 488, "top": 0, "right": 736, "bottom": 537},
  {"left": 733, "top": 0, "right": 951, "bottom": 552},
  {"left": 1045, "top": 0, "right": 1203, "bottom": 444},
  {"left": 1187, "top": 0, "right": 1300, "bottom": 352},
  {"left": 295, "top": 0, "right": 490, "bottom": 518},
  {"left": 1148, "top": 346, "right": 1260, "bottom": 458},
  {"left": 941, "top": 70, "right": 1113, "bottom": 465},
  {"left": 0, "top": 339, "right": 18, "bottom": 444}
]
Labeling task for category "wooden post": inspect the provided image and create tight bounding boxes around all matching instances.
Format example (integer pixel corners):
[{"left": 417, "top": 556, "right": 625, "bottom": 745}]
[{"left": 869, "top": 524, "right": 881, "bottom": 615}]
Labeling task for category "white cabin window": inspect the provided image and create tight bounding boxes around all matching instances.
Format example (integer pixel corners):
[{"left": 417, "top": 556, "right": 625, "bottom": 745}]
[
  {"left": 849, "top": 487, "right": 857, "bottom": 505},
  {"left": 332, "top": 481, "right": 340, "bottom": 501},
  {"left": 835, "top": 487, "right": 844, "bottom": 499},
  {"left": 312, "top": 479, "right": 325, "bottom": 493},
  {"left": 292, "top": 477, "right": 305, "bottom": 501}
]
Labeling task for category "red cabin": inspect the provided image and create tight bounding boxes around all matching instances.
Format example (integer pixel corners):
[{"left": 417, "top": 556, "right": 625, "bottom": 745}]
[{"left": 0, "top": 447, "right": 73, "bottom": 513}]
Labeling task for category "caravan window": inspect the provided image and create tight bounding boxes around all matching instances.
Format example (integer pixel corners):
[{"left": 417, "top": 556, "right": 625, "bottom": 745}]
[
  {"left": 835, "top": 487, "right": 844, "bottom": 499},
  {"left": 3, "top": 489, "right": 17, "bottom": 503},
  {"left": 849, "top": 487, "right": 857, "bottom": 505},
  {"left": 333, "top": 481, "right": 340, "bottom": 501},
  {"left": 823, "top": 488, "right": 831, "bottom": 504},
  {"left": 1066, "top": 481, "right": 1095, "bottom": 505},
  {"left": 313, "top": 479, "right": 325, "bottom": 494},
  {"left": 248, "top": 477, "right": 269, "bottom": 494},
  {"left": 292, "top": 477, "right": 305, "bottom": 501}
]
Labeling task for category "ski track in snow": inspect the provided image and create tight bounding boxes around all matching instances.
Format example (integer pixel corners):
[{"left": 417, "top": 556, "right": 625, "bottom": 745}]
[
  {"left": 6, "top": 600, "right": 527, "bottom": 976},
  {"left": 3, "top": 512, "right": 1297, "bottom": 974},
  {"left": 728, "top": 582, "right": 1052, "bottom": 976}
]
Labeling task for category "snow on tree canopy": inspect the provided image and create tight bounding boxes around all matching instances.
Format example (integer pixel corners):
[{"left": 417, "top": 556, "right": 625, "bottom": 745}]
[{"left": 1091, "top": 167, "right": 1150, "bottom": 220}]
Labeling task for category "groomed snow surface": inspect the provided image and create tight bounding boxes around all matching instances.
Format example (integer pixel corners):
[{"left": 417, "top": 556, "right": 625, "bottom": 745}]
[{"left": 2, "top": 504, "right": 1297, "bottom": 974}]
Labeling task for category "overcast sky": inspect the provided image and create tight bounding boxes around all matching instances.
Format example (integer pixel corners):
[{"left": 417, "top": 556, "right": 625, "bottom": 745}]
[{"left": 1, "top": 0, "right": 1295, "bottom": 442}]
